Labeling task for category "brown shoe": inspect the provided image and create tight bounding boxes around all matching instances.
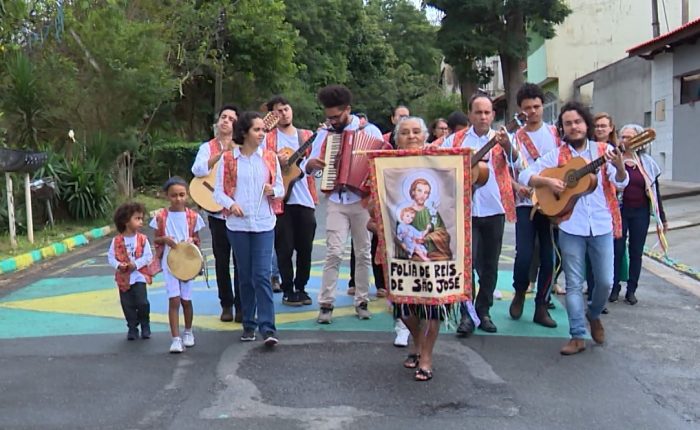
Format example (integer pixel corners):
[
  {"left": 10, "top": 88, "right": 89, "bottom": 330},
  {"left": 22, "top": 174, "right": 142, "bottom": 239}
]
[
  {"left": 234, "top": 309, "right": 243, "bottom": 323},
  {"left": 509, "top": 290, "right": 526, "bottom": 320},
  {"left": 376, "top": 288, "right": 388, "bottom": 298},
  {"left": 560, "top": 339, "right": 586, "bottom": 355},
  {"left": 533, "top": 304, "right": 557, "bottom": 328},
  {"left": 220, "top": 307, "right": 234, "bottom": 322},
  {"left": 588, "top": 316, "right": 605, "bottom": 344}
]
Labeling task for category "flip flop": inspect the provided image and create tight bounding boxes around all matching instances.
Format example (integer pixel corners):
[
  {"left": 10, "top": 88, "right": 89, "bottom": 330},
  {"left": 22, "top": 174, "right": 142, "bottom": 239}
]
[
  {"left": 414, "top": 367, "right": 433, "bottom": 382},
  {"left": 403, "top": 353, "right": 420, "bottom": 369}
]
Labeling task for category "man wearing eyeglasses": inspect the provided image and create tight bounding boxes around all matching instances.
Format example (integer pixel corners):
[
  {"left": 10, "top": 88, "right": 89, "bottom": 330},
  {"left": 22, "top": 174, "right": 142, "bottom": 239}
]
[{"left": 305, "top": 85, "right": 384, "bottom": 324}]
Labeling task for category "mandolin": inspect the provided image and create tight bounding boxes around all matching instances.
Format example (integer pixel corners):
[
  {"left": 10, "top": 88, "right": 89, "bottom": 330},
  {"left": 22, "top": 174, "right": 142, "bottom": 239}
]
[
  {"left": 470, "top": 112, "right": 527, "bottom": 188},
  {"left": 189, "top": 112, "right": 279, "bottom": 213},
  {"left": 533, "top": 128, "right": 655, "bottom": 218}
]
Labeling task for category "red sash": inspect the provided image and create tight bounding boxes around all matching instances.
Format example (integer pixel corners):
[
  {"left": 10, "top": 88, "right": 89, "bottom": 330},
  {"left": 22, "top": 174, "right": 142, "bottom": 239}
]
[
  {"left": 222, "top": 149, "right": 283, "bottom": 215},
  {"left": 558, "top": 143, "right": 622, "bottom": 238},
  {"left": 265, "top": 128, "right": 318, "bottom": 204},
  {"left": 515, "top": 125, "right": 560, "bottom": 162},
  {"left": 453, "top": 129, "right": 516, "bottom": 223},
  {"left": 113, "top": 233, "right": 155, "bottom": 292},
  {"left": 208, "top": 138, "right": 221, "bottom": 157}
]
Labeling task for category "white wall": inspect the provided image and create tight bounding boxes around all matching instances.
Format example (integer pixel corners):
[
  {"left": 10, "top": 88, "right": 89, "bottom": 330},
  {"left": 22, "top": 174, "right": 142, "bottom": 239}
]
[
  {"left": 650, "top": 53, "right": 674, "bottom": 179},
  {"left": 545, "top": 0, "right": 700, "bottom": 102}
]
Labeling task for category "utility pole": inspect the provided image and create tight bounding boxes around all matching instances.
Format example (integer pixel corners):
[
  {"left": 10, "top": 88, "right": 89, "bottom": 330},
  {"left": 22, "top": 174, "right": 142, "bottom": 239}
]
[
  {"left": 214, "top": 7, "right": 225, "bottom": 112},
  {"left": 651, "top": 0, "right": 660, "bottom": 37},
  {"left": 682, "top": 0, "right": 689, "bottom": 25}
]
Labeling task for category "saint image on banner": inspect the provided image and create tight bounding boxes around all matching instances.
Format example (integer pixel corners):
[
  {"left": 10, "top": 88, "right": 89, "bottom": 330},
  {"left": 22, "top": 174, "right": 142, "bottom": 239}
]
[
  {"left": 368, "top": 147, "right": 473, "bottom": 306},
  {"left": 392, "top": 171, "right": 453, "bottom": 262}
]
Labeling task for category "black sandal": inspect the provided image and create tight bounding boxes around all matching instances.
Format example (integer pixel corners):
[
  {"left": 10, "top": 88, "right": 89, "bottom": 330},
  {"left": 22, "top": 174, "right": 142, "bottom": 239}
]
[
  {"left": 414, "top": 367, "right": 433, "bottom": 381},
  {"left": 403, "top": 353, "right": 420, "bottom": 369}
]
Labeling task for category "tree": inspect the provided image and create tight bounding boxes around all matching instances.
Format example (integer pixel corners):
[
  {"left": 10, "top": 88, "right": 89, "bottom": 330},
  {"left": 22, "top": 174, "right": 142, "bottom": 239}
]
[{"left": 427, "top": 0, "right": 570, "bottom": 116}]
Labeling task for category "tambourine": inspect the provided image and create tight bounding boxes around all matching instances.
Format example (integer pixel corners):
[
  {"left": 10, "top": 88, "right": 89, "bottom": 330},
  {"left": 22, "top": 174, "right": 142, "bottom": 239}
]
[{"left": 167, "top": 242, "right": 204, "bottom": 281}]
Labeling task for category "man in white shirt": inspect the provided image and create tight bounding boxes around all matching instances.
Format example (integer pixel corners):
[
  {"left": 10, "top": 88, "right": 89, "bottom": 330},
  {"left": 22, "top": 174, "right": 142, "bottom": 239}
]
[
  {"left": 509, "top": 83, "right": 560, "bottom": 328},
  {"left": 519, "top": 101, "right": 628, "bottom": 355},
  {"left": 262, "top": 96, "right": 318, "bottom": 307},
  {"left": 442, "top": 94, "right": 517, "bottom": 335},
  {"left": 305, "top": 84, "right": 384, "bottom": 324},
  {"left": 191, "top": 105, "right": 241, "bottom": 323}
]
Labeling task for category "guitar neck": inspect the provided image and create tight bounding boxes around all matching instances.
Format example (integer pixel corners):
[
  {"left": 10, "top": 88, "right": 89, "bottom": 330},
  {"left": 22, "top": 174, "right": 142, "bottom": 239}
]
[
  {"left": 288, "top": 131, "right": 318, "bottom": 165},
  {"left": 470, "top": 114, "right": 524, "bottom": 167},
  {"left": 471, "top": 136, "right": 497, "bottom": 167},
  {"left": 574, "top": 156, "right": 606, "bottom": 180}
]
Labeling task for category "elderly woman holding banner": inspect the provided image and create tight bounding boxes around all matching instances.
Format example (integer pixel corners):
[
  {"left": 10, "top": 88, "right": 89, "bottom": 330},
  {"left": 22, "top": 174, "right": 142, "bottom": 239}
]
[{"left": 367, "top": 116, "right": 443, "bottom": 381}]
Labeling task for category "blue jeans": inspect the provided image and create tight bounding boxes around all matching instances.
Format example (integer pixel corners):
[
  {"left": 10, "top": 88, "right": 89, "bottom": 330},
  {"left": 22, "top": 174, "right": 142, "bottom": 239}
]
[
  {"left": 227, "top": 229, "right": 276, "bottom": 335},
  {"left": 271, "top": 247, "right": 280, "bottom": 279},
  {"left": 512, "top": 207, "right": 555, "bottom": 305},
  {"left": 558, "top": 231, "right": 613, "bottom": 339}
]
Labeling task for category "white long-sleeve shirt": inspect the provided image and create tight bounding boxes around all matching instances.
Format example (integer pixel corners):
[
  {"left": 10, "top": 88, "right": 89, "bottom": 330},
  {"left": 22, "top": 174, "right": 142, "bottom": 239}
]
[
  {"left": 107, "top": 234, "right": 153, "bottom": 285},
  {"left": 191, "top": 139, "right": 225, "bottom": 220},
  {"left": 519, "top": 140, "right": 629, "bottom": 237},
  {"left": 512, "top": 123, "right": 559, "bottom": 207},
  {"left": 307, "top": 115, "right": 382, "bottom": 205},
  {"left": 213, "top": 146, "right": 284, "bottom": 232},
  {"left": 262, "top": 129, "right": 314, "bottom": 209}
]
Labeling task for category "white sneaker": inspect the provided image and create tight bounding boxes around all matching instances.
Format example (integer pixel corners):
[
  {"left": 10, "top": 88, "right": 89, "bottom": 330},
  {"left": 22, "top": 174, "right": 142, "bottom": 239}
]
[
  {"left": 182, "top": 330, "right": 195, "bottom": 348},
  {"left": 393, "top": 320, "right": 410, "bottom": 347},
  {"left": 169, "top": 337, "right": 185, "bottom": 353}
]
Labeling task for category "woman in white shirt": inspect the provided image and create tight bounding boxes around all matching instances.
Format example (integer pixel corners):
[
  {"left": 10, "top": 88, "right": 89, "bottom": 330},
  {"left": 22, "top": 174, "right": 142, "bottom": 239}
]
[{"left": 214, "top": 111, "right": 284, "bottom": 346}]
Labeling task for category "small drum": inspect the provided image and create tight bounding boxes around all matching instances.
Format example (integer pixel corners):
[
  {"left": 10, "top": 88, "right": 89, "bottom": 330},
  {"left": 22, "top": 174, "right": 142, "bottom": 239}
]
[{"left": 167, "top": 242, "right": 204, "bottom": 281}]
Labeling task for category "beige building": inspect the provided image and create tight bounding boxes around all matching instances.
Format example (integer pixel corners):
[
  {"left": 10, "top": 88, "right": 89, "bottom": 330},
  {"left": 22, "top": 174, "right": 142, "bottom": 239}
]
[{"left": 527, "top": 0, "right": 700, "bottom": 121}]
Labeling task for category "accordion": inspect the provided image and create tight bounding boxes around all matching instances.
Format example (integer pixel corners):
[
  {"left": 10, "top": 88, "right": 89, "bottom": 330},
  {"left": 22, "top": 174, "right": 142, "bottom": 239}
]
[{"left": 320, "top": 130, "right": 385, "bottom": 196}]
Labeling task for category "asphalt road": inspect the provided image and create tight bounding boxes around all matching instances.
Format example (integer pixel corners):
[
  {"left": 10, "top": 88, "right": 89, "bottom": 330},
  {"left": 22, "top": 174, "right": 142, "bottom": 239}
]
[{"left": 1, "top": 198, "right": 699, "bottom": 430}]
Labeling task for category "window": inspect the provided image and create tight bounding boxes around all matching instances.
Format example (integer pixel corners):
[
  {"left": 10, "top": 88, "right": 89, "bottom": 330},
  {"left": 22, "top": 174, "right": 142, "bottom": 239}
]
[
  {"left": 680, "top": 72, "right": 700, "bottom": 104},
  {"left": 542, "top": 92, "right": 558, "bottom": 125}
]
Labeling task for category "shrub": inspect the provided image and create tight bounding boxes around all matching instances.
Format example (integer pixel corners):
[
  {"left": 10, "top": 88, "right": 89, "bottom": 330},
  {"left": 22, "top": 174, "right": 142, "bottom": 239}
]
[
  {"left": 134, "top": 140, "right": 201, "bottom": 187},
  {"left": 54, "top": 157, "right": 113, "bottom": 220}
]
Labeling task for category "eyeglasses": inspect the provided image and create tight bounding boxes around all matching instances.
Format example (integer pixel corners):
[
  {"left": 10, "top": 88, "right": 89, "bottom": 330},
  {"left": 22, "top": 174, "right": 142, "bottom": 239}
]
[{"left": 436, "top": 126, "right": 449, "bottom": 131}]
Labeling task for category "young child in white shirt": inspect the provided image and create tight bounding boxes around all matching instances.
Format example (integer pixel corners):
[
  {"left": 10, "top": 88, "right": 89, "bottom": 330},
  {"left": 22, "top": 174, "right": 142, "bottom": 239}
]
[
  {"left": 107, "top": 202, "right": 154, "bottom": 341},
  {"left": 150, "top": 177, "right": 205, "bottom": 353}
]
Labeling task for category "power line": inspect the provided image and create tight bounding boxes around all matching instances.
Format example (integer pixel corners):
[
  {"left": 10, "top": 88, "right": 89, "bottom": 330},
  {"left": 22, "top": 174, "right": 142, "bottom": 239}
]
[{"left": 661, "top": 0, "right": 670, "bottom": 33}]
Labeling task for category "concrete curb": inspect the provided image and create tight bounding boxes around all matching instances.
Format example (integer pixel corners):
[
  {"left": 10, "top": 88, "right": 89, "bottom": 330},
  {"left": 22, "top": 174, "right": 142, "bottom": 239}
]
[
  {"left": 644, "top": 247, "right": 700, "bottom": 282},
  {"left": 0, "top": 225, "right": 112, "bottom": 275},
  {"left": 0, "top": 208, "right": 162, "bottom": 276}
]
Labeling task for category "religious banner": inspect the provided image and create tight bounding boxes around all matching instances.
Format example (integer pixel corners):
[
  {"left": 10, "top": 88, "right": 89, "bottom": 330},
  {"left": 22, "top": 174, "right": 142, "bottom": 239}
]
[{"left": 368, "top": 147, "right": 472, "bottom": 306}]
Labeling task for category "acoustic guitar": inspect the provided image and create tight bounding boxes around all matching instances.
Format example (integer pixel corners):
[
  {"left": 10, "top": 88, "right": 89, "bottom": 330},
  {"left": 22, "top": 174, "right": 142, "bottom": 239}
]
[
  {"left": 470, "top": 112, "right": 527, "bottom": 188},
  {"left": 533, "top": 128, "right": 655, "bottom": 218},
  {"left": 278, "top": 130, "right": 319, "bottom": 202},
  {"left": 189, "top": 112, "right": 279, "bottom": 212}
]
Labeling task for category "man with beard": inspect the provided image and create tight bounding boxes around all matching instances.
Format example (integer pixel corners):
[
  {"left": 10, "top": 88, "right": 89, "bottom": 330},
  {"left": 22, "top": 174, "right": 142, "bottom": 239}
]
[
  {"left": 263, "top": 96, "right": 317, "bottom": 307},
  {"left": 519, "top": 101, "right": 627, "bottom": 355},
  {"left": 191, "top": 104, "right": 242, "bottom": 322},
  {"left": 305, "top": 85, "right": 384, "bottom": 324}
]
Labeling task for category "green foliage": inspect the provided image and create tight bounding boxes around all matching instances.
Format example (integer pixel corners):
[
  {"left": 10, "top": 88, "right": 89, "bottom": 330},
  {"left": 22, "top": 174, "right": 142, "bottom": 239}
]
[
  {"left": 412, "top": 91, "right": 462, "bottom": 124},
  {"left": 54, "top": 157, "right": 113, "bottom": 220},
  {"left": 427, "top": 0, "right": 571, "bottom": 110},
  {"left": 134, "top": 140, "right": 200, "bottom": 187},
  {"left": 0, "top": 51, "right": 43, "bottom": 148}
]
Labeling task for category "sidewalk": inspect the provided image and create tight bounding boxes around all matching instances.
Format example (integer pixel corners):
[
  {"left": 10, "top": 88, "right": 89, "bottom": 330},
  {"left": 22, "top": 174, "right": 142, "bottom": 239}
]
[
  {"left": 645, "top": 180, "right": 700, "bottom": 280},
  {"left": 659, "top": 180, "right": 700, "bottom": 200}
]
